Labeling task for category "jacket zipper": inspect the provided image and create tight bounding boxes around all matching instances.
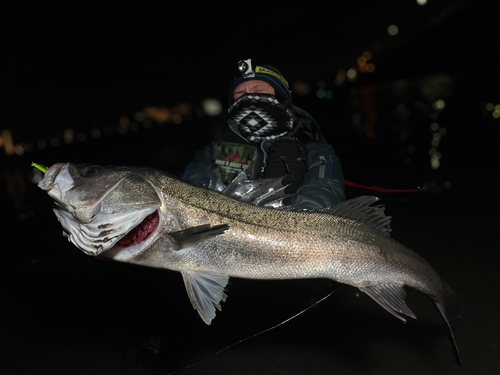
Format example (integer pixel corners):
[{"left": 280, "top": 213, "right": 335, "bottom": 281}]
[
  {"left": 259, "top": 140, "right": 270, "bottom": 178},
  {"left": 319, "top": 156, "right": 326, "bottom": 179}
]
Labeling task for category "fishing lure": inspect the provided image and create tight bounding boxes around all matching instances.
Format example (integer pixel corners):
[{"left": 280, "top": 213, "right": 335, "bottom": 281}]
[{"left": 32, "top": 163, "right": 48, "bottom": 174}]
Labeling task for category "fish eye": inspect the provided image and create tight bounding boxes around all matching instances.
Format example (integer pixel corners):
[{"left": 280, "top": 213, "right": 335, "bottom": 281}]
[{"left": 82, "top": 167, "right": 98, "bottom": 178}]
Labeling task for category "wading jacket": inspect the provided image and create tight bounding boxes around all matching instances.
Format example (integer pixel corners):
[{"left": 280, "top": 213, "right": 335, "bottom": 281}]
[{"left": 182, "top": 106, "right": 346, "bottom": 210}]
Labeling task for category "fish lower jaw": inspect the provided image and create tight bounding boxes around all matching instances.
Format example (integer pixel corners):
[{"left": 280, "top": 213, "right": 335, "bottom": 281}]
[{"left": 102, "top": 210, "right": 161, "bottom": 261}]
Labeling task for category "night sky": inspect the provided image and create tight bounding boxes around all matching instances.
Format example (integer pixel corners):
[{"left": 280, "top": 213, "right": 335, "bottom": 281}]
[{"left": 1, "top": 1, "right": 499, "bottom": 374}]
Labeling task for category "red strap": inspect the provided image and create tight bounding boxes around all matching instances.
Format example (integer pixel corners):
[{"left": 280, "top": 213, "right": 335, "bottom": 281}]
[{"left": 345, "top": 180, "right": 421, "bottom": 194}]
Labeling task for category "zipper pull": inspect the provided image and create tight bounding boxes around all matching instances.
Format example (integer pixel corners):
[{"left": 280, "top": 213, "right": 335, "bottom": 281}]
[
  {"left": 319, "top": 156, "right": 326, "bottom": 179},
  {"left": 280, "top": 156, "right": 291, "bottom": 174}
]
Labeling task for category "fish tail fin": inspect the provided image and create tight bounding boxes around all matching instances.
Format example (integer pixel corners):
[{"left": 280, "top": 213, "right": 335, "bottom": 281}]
[
  {"left": 361, "top": 281, "right": 463, "bottom": 366},
  {"left": 434, "top": 283, "right": 464, "bottom": 366}
]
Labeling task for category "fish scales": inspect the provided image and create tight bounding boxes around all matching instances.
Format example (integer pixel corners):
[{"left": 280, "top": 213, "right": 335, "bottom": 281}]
[{"left": 140, "top": 174, "right": 441, "bottom": 295}]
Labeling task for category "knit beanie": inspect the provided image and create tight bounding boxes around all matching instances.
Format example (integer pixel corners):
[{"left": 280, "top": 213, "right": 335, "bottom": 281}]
[{"left": 229, "top": 59, "right": 293, "bottom": 106}]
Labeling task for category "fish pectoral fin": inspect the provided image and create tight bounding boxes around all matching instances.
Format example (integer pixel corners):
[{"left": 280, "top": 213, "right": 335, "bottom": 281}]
[
  {"left": 181, "top": 271, "right": 229, "bottom": 325},
  {"left": 169, "top": 224, "right": 229, "bottom": 251},
  {"left": 359, "top": 284, "right": 417, "bottom": 323}
]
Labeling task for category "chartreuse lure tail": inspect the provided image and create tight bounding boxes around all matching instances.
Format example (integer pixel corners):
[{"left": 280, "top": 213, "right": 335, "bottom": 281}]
[{"left": 32, "top": 163, "right": 48, "bottom": 174}]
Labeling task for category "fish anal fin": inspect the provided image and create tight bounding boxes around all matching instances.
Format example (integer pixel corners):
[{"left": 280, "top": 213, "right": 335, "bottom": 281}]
[
  {"left": 170, "top": 224, "right": 229, "bottom": 251},
  {"left": 359, "top": 284, "right": 417, "bottom": 323},
  {"left": 181, "top": 271, "right": 229, "bottom": 325}
]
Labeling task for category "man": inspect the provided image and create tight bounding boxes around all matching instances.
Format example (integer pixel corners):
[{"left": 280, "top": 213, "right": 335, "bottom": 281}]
[{"left": 182, "top": 59, "right": 345, "bottom": 210}]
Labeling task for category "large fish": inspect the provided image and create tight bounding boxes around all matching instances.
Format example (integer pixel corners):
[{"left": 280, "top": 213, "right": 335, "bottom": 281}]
[{"left": 37, "top": 162, "right": 462, "bottom": 364}]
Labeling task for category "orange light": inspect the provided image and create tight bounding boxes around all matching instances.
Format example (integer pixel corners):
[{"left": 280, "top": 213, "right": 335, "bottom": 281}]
[
  {"left": 357, "top": 56, "right": 367, "bottom": 67},
  {"left": 119, "top": 115, "right": 130, "bottom": 129},
  {"left": 1, "top": 129, "right": 15, "bottom": 155},
  {"left": 143, "top": 106, "right": 172, "bottom": 123}
]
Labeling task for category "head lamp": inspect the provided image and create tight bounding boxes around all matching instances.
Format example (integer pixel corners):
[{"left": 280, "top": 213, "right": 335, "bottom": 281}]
[{"left": 237, "top": 59, "right": 254, "bottom": 77}]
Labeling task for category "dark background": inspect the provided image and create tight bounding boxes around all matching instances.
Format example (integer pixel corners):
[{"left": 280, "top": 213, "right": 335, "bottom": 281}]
[{"left": 1, "top": 1, "right": 499, "bottom": 374}]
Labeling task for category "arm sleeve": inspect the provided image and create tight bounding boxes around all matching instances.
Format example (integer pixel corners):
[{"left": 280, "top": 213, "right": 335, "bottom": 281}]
[
  {"left": 181, "top": 143, "right": 219, "bottom": 189},
  {"left": 284, "top": 142, "right": 346, "bottom": 210}
]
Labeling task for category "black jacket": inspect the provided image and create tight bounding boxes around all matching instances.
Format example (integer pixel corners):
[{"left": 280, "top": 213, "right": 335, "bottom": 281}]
[{"left": 182, "top": 106, "right": 346, "bottom": 210}]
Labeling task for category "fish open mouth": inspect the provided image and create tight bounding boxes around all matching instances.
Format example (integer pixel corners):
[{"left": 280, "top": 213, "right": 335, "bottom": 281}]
[
  {"left": 100, "top": 208, "right": 162, "bottom": 261},
  {"left": 114, "top": 210, "right": 160, "bottom": 248}
]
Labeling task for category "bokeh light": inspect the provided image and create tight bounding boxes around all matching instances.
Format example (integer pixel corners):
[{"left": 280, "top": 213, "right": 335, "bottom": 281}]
[{"left": 388, "top": 24, "right": 399, "bottom": 36}]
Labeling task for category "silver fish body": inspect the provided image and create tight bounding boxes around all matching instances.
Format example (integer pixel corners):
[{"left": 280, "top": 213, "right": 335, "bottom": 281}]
[{"left": 38, "top": 162, "right": 462, "bottom": 364}]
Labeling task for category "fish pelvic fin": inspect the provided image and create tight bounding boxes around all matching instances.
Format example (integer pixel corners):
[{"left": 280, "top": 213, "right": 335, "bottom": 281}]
[
  {"left": 181, "top": 271, "right": 229, "bottom": 325},
  {"left": 170, "top": 224, "right": 229, "bottom": 251},
  {"left": 359, "top": 284, "right": 417, "bottom": 323}
]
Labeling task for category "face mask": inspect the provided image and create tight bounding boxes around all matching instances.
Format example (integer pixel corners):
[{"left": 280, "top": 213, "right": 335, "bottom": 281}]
[{"left": 228, "top": 94, "right": 294, "bottom": 143}]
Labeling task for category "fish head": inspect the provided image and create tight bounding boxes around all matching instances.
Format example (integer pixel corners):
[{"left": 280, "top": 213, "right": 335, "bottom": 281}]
[{"left": 39, "top": 162, "right": 163, "bottom": 256}]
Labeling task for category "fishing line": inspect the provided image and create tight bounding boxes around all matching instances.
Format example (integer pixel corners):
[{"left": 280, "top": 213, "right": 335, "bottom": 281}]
[{"left": 168, "top": 286, "right": 339, "bottom": 375}]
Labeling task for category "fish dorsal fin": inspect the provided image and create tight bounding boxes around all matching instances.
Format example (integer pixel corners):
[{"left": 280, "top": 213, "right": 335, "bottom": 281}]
[
  {"left": 359, "top": 284, "right": 417, "bottom": 323},
  {"left": 222, "top": 171, "right": 291, "bottom": 208},
  {"left": 181, "top": 271, "right": 229, "bottom": 325},
  {"left": 325, "top": 196, "right": 392, "bottom": 235}
]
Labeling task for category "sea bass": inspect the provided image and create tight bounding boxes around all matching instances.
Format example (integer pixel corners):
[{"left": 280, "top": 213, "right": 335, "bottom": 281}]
[{"left": 38, "top": 162, "right": 462, "bottom": 364}]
